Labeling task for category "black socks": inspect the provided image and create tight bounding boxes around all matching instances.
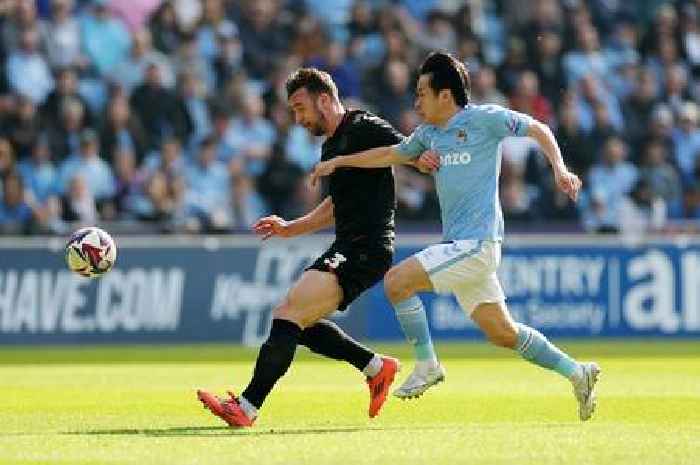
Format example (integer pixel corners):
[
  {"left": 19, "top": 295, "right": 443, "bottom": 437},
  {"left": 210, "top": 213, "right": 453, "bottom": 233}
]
[
  {"left": 241, "top": 318, "right": 301, "bottom": 409},
  {"left": 299, "top": 319, "right": 374, "bottom": 372}
]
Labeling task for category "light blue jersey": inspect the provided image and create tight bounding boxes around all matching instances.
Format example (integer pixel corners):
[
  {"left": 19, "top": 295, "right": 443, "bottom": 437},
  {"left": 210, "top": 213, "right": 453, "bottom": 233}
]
[{"left": 396, "top": 104, "right": 534, "bottom": 241}]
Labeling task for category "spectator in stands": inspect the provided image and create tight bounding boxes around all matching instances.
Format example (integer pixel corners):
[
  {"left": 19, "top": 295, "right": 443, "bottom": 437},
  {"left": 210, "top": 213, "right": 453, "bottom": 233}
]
[
  {"left": 638, "top": 139, "right": 683, "bottom": 217},
  {"left": 532, "top": 28, "right": 565, "bottom": 105},
  {"left": 3, "top": 95, "right": 42, "bottom": 159},
  {"left": 661, "top": 64, "right": 691, "bottom": 116},
  {"left": 113, "top": 28, "right": 175, "bottom": 93},
  {"left": 80, "top": 0, "right": 131, "bottom": 76},
  {"left": 236, "top": 0, "right": 290, "bottom": 80},
  {"left": 497, "top": 36, "right": 528, "bottom": 95},
  {"left": 183, "top": 135, "right": 229, "bottom": 230},
  {"left": 17, "top": 137, "right": 62, "bottom": 232},
  {"left": 672, "top": 102, "right": 700, "bottom": 186},
  {"left": 230, "top": 174, "right": 266, "bottom": 230},
  {"left": 100, "top": 94, "right": 148, "bottom": 165},
  {"left": 137, "top": 169, "right": 180, "bottom": 223},
  {"left": 619, "top": 179, "right": 667, "bottom": 239},
  {"left": 257, "top": 141, "right": 304, "bottom": 218},
  {"left": 42, "top": 67, "right": 94, "bottom": 129},
  {"left": 2, "top": 0, "right": 39, "bottom": 53},
  {"left": 225, "top": 91, "right": 275, "bottom": 176},
  {"left": 575, "top": 73, "right": 624, "bottom": 134},
  {"left": 0, "top": 138, "right": 16, "bottom": 201},
  {"left": 130, "top": 62, "right": 191, "bottom": 150},
  {"left": 0, "top": 172, "right": 33, "bottom": 233},
  {"left": 17, "top": 136, "right": 58, "bottom": 210},
  {"left": 623, "top": 68, "right": 659, "bottom": 151},
  {"left": 400, "top": 9, "right": 457, "bottom": 56},
  {"left": 641, "top": 105, "right": 676, "bottom": 160},
  {"left": 520, "top": 0, "right": 564, "bottom": 62},
  {"left": 470, "top": 66, "right": 507, "bottom": 106},
  {"left": 112, "top": 148, "right": 144, "bottom": 218},
  {"left": 61, "top": 174, "right": 97, "bottom": 225},
  {"left": 196, "top": 0, "right": 237, "bottom": 63},
  {"left": 372, "top": 59, "right": 413, "bottom": 127},
  {"left": 679, "top": 3, "right": 700, "bottom": 72},
  {"left": 645, "top": 35, "right": 687, "bottom": 97},
  {"left": 563, "top": 22, "right": 610, "bottom": 85},
  {"left": 176, "top": 72, "right": 211, "bottom": 149},
  {"left": 556, "top": 102, "right": 593, "bottom": 180},
  {"left": 212, "top": 21, "right": 244, "bottom": 87},
  {"left": 202, "top": 105, "right": 234, "bottom": 163},
  {"left": 6, "top": 26, "right": 53, "bottom": 104},
  {"left": 47, "top": 97, "right": 86, "bottom": 161},
  {"left": 172, "top": 32, "right": 215, "bottom": 94},
  {"left": 141, "top": 135, "right": 187, "bottom": 180},
  {"left": 58, "top": 129, "right": 116, "bottom": 204},
  {"left": 308, "top": 41, "right": 361, "bottom": 99},
  {"left": 39, "top": 0, "right": 84, "bottom": 70},
  {"left": 584, "top": 136, "right": 638, "bottom": 232},
  {"left": 148, "top": 1, "right": 180, "bottom": 55},
  {"left": 500, "top": 159, "right": 541, "bottom": 223},
  {"left": 509, "top": 70, "right": 554, "bottom": 126}
]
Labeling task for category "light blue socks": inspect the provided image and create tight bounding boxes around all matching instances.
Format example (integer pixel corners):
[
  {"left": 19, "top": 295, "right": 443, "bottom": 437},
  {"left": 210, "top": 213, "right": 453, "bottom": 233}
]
[
  {"left": 516, "top": 323, "right": 581, "bottom": 379},
  {"left": 394, "top": 296, "right": 437, "bottom": 363}
]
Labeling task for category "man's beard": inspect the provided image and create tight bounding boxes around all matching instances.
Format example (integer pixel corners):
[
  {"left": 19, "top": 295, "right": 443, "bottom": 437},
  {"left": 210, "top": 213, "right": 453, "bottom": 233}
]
[
  {"left": 310, "top": 123, "right": 325, "bottom": 136},
  {"left": 311, "top": 101, "right": 327, "bottom": 136}
]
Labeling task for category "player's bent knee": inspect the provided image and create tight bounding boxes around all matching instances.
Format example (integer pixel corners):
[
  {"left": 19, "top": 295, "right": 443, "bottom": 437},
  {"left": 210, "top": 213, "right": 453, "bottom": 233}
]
[
  {"left": 272, "top": 302, "right": 305, "bottom": 327},
  {"left": 384, "top": 267, "right": 411, "bottom": 302}
]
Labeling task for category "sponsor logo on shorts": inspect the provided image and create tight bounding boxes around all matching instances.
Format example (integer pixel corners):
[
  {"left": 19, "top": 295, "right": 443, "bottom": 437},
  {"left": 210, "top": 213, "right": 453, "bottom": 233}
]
[{"left": 324, "top": 253, "right": 347, "bottom": 270}]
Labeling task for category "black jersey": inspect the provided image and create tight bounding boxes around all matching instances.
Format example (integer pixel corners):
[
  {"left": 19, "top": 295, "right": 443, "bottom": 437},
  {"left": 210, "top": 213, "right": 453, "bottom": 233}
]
[{"left": 321, "top": 110, "right": 403, "bottom": 242}]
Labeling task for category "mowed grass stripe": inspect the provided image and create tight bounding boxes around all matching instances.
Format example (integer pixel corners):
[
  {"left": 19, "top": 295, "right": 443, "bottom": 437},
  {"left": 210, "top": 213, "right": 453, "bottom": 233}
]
[
  {"left": 0, "top": 342, "right": 698, "bottom": 465},
  {"left": 0, "top": 340, "right": 698, "bottom": 364}
]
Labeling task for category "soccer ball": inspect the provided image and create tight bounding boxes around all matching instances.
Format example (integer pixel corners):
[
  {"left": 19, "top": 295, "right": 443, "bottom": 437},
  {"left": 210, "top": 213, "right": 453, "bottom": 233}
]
[{"left": 65, "top": 227, "right": 117, "bottom": 278}]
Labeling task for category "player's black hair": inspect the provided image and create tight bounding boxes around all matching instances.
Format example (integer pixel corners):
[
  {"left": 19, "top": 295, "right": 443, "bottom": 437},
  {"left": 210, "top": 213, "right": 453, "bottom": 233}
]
[
  {"left": 285, "top": 67, "right": 340, "bottom": 101},
  {"left": 419, "top": 51, "right": 470, "bottom": 106}
]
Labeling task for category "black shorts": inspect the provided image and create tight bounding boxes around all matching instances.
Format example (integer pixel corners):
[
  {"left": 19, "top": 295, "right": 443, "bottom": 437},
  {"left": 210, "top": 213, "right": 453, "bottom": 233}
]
[{"left": 306, "top": 238, "right": 394, "bottom": 311}]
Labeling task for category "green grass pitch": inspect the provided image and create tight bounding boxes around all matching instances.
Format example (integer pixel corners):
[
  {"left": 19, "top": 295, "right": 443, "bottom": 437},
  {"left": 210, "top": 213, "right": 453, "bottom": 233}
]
[{"left": 0, "top": 340, "right": 698, "bottom": 465}]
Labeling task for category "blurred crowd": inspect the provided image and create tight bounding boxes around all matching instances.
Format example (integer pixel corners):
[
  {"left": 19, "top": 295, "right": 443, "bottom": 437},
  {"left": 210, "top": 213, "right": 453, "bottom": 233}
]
[{"left": 0, "top": 0, "right": 699, "bottom": 236}]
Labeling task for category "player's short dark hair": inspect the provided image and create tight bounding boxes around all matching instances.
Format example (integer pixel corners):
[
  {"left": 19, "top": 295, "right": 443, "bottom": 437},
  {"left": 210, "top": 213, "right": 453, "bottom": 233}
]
[
  {"left": 419, "top": 51, "right": 470, "bottom": 106},
  {"left": 285, "top": 68, "right": 339, "bottom": 101}
]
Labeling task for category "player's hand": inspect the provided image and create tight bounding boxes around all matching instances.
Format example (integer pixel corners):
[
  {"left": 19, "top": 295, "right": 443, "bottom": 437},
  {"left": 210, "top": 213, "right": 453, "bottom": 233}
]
[
  {"left": 415, "top": 150, "right": 440, "bottom": 173},
  {"left": 309, "top": 160, "right": 337, "bottom": 187},
  {"left": 554, "top": 167, "right": 582, "bottom": 202},
  {"left": 252, "top": 215, "right": 293, "bottom": 240}
]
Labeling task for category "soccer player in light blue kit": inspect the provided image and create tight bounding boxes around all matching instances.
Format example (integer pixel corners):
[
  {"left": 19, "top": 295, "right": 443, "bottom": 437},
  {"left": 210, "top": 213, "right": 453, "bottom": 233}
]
[{"left": 311, "top": 52, "right": 601, "bottom": 421}]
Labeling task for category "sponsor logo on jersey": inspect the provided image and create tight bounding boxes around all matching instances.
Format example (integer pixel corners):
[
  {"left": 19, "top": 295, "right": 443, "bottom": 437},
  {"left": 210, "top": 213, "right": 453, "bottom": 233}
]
[{"left": 440, "top": 152, "right": 472, "bottom": 166}]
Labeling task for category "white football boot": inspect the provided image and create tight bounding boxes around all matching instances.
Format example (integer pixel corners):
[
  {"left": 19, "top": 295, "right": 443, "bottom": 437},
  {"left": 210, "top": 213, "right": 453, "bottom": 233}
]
[
  {"left": 393, "top": 363, "right": 446, "bottom": 399},
  {"left": 573, "top": 362, "right": 601, "bottom": 421}
]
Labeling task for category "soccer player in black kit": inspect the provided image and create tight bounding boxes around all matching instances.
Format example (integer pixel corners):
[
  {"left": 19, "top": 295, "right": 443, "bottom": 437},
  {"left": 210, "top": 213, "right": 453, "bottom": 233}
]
[{"left": 197, "top": 68, "right": 426, "bottom": 427}]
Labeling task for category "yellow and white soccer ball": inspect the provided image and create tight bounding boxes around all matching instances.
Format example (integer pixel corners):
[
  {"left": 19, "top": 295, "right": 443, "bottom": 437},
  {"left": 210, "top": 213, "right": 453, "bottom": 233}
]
[{"left": 65, "top": 227, "right": 117, "bottom": 278}]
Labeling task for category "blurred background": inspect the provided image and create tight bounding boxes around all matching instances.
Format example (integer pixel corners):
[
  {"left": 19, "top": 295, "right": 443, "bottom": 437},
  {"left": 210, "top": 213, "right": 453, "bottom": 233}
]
[
  {"left": 0, "top": 0, "right": 698, "bottom": 236},
  {"left": 0, "top": 0, "right": 699, "bottom": 345}
]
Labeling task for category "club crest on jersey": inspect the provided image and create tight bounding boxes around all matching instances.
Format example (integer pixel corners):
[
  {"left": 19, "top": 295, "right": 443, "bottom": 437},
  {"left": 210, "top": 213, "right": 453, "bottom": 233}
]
[{"left": 456, "top": 129, "right": 467, "bottom": 142}]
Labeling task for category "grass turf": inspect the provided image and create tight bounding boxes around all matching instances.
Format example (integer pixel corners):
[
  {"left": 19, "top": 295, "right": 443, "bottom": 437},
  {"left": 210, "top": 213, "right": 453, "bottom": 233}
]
[{"left": 0, "top": 341, "right": 698, "bottom": 465}]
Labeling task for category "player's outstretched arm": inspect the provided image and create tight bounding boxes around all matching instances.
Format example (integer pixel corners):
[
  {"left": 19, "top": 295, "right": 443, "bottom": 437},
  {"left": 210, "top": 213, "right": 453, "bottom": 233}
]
[
  {"left": 309, "top": 145, "right": 407, "bottom": 186},
  {"left": 252, "top": 196, "right": 334, "bottom": 240},
  {"left": 527, "top": 120, "right": 582, "bottom": 202}
]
